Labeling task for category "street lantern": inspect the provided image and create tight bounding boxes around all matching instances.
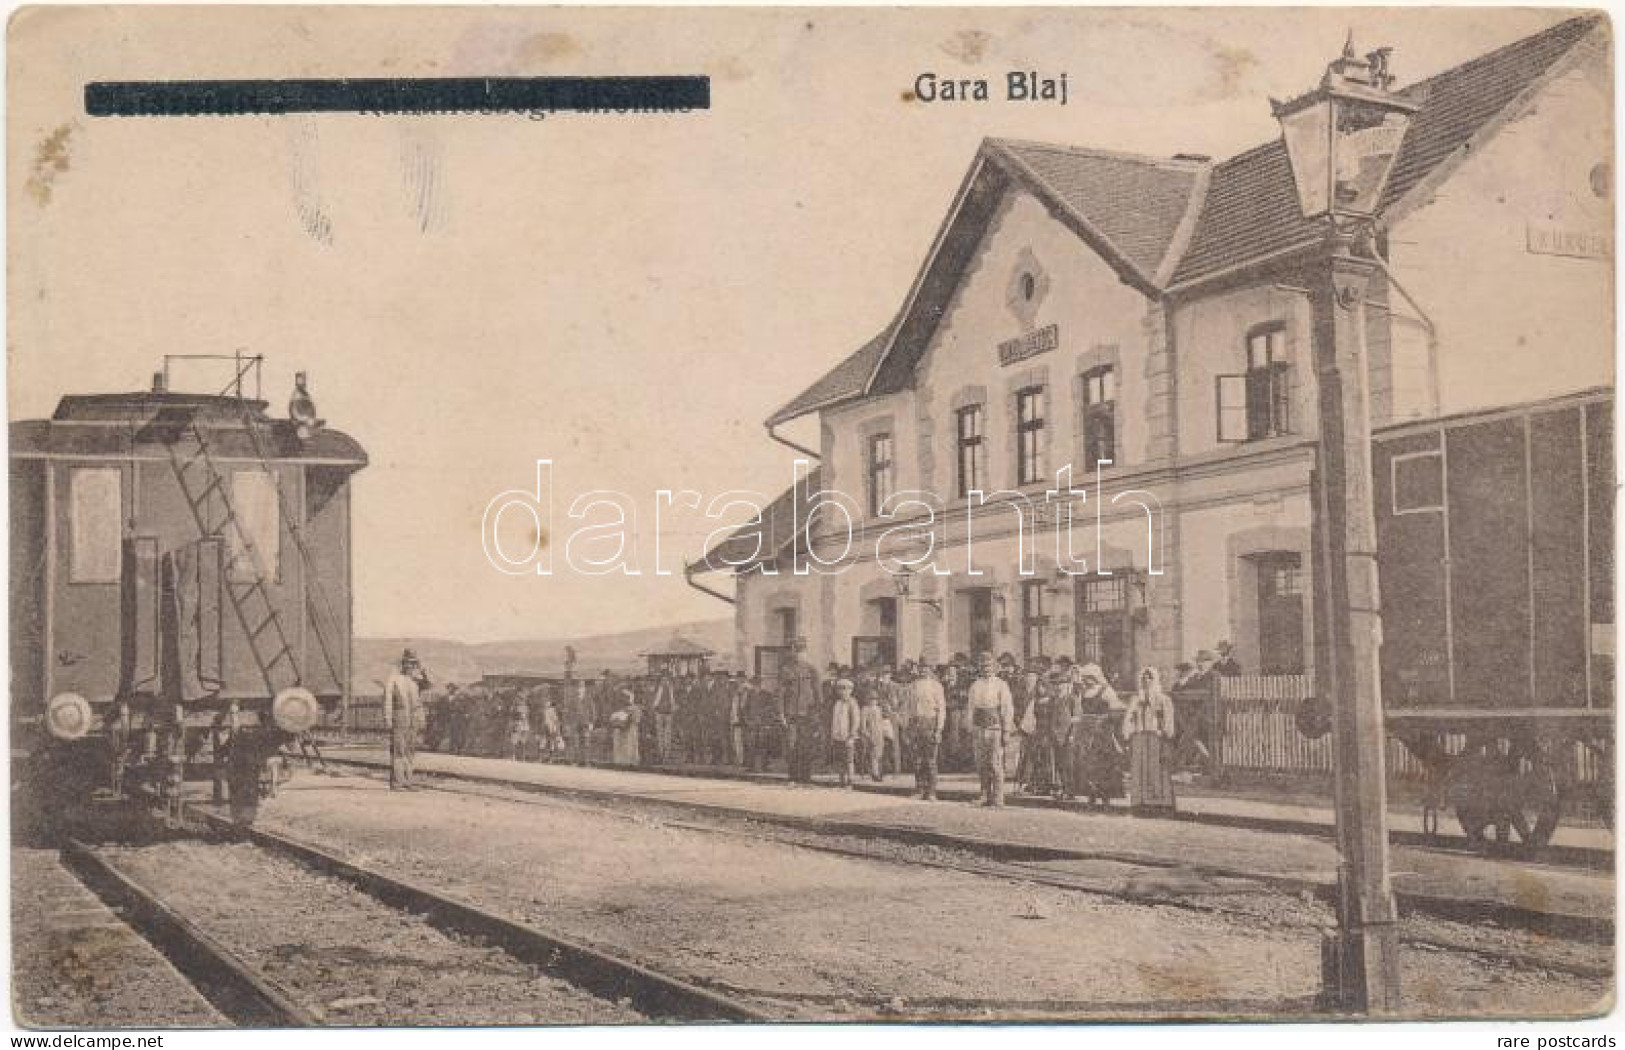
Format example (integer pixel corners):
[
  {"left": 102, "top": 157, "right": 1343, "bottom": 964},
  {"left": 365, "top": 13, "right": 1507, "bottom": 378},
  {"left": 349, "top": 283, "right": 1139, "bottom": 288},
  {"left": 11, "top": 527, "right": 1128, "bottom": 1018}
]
[
  {"left": 1273, "top": 37, "right": 1421, "bottom": 220},
  {"left": 1274, "top": 35, "right": 1417, "bottom": 1016}
]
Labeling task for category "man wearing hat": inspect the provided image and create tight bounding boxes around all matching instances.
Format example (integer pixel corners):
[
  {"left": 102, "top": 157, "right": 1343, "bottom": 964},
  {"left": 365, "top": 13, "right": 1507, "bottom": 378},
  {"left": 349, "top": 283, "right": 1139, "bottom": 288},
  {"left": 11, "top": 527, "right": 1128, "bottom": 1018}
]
[
  {"left": 778, "top": 637, "right": 823, "bottom": 783},
  {"left": 382, "top": 649, "right": 426, "bottom": 790},
  {"left": 1213, "top": 640, "right": 1243, "bottom": 677},
  {"left": 900, "top": 661, "right": 947, "bottom": 799}
]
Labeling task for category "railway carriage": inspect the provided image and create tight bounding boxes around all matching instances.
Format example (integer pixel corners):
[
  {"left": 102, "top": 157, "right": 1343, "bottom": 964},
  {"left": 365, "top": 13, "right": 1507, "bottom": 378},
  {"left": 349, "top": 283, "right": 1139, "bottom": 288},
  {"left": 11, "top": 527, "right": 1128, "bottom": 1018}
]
[
  {"left": 11, "top": 358, "right": 366, "bottom": 823},
  {"left": 1368, "top": 387, "right": 1613, "bottom": 847}
]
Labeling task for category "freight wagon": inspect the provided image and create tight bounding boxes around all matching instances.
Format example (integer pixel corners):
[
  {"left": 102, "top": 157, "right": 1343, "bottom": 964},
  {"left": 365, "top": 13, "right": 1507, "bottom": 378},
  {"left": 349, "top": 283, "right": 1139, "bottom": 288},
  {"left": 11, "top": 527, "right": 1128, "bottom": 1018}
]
[
  {"left": 1369, "top": 387, "right": 1613, "bottom": 847},
  {"left": 10, "top": 357, "right": 366, "bottom": 823}
]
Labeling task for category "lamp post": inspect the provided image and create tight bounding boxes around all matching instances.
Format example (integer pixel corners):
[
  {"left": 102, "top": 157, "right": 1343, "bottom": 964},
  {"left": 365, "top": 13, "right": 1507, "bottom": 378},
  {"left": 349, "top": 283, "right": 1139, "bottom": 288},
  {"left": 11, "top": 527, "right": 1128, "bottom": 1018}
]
[{"left": 1273, "top": 35, "right": 1420, "bottom": 1014}]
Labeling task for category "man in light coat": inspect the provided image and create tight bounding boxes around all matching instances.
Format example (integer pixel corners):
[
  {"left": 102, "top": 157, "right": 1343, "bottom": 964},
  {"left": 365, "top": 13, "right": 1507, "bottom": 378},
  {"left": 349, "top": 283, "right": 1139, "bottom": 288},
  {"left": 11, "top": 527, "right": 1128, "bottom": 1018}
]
[
  {"left": 382, "top": 649, "right": 425, "bottom": 790},
  {"left": 967, "top": 652, "right": 1016, "bottom": 807}
]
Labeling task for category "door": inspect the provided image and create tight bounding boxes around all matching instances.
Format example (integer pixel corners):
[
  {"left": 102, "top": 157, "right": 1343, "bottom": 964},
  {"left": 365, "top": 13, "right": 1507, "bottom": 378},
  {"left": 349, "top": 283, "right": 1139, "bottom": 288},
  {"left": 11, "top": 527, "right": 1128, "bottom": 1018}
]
[
  {"left": 965, "top": 589, "right": 994, "bottom": 658},
  {"left": 755, "top": 645, "right": 789, "bottom": 682},
  {"left": 851, "top": 636, "right": 896, "bottom": 671},
  {"left": 1074, "top": 573, "right": 1135, "bottom": 688},
  {"left": 1255, "top": 552, "right": 1306, "bottom": 675}
]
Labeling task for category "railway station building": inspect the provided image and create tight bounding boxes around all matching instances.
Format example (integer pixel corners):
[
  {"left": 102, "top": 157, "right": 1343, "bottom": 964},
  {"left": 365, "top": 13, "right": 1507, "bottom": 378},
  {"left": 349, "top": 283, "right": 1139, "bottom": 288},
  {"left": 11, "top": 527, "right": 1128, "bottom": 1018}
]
[{"left": 690, "top": 16, "right": 1613, "bottom": 694}]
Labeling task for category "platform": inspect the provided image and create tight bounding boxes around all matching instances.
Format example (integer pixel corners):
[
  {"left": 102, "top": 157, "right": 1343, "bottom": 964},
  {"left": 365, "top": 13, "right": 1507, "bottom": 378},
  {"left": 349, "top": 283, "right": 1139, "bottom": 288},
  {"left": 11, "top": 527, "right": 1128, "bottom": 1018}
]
[{"left": 326, "top": 748, "right": 1614, "bottom": 937}]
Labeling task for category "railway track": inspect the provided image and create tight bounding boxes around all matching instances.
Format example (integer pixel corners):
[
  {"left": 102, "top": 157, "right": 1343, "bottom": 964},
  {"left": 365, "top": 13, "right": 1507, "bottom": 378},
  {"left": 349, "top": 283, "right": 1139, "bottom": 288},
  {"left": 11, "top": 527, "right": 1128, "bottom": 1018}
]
[
  {"left": 62, "top": 817, "right": 765, "bottom": 1026},
  {"left": 318, "top": 762, "right": 1612, "bottom": 981},
  {"left": 61, "top": 838, "right": 318, "bottom": 1026}
]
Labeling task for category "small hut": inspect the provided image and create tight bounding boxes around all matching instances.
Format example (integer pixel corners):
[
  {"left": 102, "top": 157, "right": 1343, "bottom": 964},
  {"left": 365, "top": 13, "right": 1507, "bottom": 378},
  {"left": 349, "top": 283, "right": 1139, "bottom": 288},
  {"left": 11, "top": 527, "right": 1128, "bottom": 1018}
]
[{"left": 642, "top": 636, "right": 714, "bottom": 680}]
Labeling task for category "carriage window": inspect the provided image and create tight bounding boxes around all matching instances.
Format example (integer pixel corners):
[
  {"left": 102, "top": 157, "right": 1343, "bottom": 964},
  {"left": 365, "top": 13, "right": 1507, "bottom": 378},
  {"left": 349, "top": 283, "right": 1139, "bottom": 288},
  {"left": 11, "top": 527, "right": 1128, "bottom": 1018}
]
[
  {"left": 69, "top": 467, "right": 122, "bottom": 583},
  {"left": 1392, "top": 452, "right": 1444, "bottom": 514},
  {"left": 228, "top": 470, "right": 281, "bottom": 583}
]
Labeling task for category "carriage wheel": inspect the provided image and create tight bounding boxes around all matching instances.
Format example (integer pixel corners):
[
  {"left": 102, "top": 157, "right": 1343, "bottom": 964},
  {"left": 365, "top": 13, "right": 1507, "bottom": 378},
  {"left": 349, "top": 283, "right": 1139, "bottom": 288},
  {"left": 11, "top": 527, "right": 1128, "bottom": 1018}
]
[{"left": 1452, "top": 752, "right": 1562, "bottom": 851}]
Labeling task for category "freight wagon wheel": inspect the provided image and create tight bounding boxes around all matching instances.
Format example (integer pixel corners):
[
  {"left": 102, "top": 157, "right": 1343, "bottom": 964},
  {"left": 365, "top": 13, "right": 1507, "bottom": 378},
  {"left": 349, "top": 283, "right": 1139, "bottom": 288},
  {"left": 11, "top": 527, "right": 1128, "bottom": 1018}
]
[{"left": 1449, "top": 751, "right": 1562, "bottom": 852}]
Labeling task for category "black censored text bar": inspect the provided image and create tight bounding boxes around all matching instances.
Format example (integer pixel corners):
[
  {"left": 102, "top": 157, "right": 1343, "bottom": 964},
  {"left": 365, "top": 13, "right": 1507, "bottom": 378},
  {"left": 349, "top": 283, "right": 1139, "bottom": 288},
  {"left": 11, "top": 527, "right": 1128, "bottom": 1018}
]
[{"left": 84, "top": 77, "right": 710, "bottom": 116}]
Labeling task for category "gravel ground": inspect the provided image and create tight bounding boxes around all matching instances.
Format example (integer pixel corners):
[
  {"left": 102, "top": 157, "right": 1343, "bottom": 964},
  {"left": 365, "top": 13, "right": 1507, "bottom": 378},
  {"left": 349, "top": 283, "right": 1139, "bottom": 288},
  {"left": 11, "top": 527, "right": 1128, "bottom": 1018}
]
[
  {"left": 100, "top": 840, "right": 647, "bottom": 1026},
  {"left": 257, "top": 774, "right": 1612, "bottom": 1021},
  {"left": 11, "top": 848, "right": 224, "bottom": 1029}
]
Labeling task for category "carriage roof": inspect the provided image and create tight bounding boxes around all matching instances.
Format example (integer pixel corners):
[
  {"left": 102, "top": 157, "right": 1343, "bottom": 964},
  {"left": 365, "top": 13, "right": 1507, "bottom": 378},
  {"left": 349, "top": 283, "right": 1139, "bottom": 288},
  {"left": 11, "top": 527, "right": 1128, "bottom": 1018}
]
[{"left": 10, "top": 391, "right": 366, "bottom": 467}]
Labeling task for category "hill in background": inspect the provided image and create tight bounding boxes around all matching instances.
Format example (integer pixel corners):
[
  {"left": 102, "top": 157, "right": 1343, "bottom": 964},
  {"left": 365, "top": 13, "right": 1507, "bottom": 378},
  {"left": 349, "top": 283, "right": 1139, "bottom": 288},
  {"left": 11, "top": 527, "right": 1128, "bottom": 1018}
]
[{"left": 353, "top": 617, "right": 734, "bottom": 693}]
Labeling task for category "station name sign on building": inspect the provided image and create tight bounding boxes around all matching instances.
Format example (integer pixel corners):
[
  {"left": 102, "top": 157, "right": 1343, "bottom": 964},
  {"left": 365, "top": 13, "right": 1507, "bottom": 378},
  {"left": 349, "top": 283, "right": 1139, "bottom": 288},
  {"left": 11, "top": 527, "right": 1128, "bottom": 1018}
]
[
  {"left": 1526, "top": 223, "right": 1612, "bottom": 260},
  {"left": 997, "top": 323, "right": 1059, "bottom": 367}
]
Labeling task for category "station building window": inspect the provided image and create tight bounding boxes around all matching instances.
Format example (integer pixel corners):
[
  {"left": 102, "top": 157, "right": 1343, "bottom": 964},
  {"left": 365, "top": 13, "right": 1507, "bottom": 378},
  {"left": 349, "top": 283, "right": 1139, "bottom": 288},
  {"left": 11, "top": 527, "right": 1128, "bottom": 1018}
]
[
  {"left": 1020, "top": 579, "right": 1048, "bottom": 661},
  {"left": 1217, "top": 324, "right": 1293, "bottom": 442},
  {"left": 868, "top": 432, "right": 895, "bottom": 516},
  {"left": 956, "top": 404, "right": 986, "bottom": 498},
  {"left": 1081, "top": 365, "right": 1117, "bottom": 467}
]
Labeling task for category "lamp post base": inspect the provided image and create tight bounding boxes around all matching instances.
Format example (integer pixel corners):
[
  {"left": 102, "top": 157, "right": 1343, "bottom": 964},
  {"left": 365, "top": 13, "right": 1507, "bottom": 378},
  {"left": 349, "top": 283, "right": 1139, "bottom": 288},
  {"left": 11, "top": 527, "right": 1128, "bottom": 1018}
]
[{"left": 1320, "top": 917, "right": 1403, "bottom": 1013}]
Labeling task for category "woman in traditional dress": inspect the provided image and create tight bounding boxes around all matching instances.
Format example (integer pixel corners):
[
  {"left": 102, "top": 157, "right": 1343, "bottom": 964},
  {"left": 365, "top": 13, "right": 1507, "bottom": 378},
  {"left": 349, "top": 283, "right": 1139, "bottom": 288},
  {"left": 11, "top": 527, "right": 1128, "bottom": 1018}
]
[
  {"left": 1124, "top": 666, "right": 1177, "bottom": 812},
  {"left": 1022, "top": 669, "right": 1066, "bottom": 797},
  {"left": 1070, "top": 663, "right": 1126, "bottom": 805}
]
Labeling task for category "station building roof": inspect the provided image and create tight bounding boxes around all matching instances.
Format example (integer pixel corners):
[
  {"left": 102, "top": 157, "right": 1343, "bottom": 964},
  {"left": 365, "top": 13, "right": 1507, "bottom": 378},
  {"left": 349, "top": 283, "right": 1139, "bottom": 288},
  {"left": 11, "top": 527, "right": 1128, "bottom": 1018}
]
[
  {"left": 705, "top": 14, "right": 1606, "bottom": 578},
  {"left": 767, "top": 14, "right": 1604, "bottom": 430}
]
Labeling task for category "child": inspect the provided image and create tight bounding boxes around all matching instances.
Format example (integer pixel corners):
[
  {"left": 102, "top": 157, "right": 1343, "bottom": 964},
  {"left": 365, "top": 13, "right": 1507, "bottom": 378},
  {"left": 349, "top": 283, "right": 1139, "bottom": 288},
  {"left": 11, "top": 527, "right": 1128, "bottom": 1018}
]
[{"left": 829, "top": 679, "right": 860, "bottom": 788}]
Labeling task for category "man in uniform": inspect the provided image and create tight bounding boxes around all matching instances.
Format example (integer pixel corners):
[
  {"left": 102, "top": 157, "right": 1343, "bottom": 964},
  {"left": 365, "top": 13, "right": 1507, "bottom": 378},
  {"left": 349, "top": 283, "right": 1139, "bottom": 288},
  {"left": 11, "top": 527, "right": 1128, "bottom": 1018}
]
[
  {"left": 778, "top": 637, "right": 822, "bottom": 784},
  {"left": 382, "top": 649, "right": 425, "bottom": 790}
]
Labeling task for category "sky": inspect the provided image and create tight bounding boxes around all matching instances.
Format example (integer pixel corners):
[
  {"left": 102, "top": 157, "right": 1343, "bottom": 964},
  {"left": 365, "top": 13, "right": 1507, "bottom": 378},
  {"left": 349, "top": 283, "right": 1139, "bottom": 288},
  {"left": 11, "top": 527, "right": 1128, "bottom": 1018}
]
[{"left": 7, "top": 6, "right": 1573, "bottom": 641}]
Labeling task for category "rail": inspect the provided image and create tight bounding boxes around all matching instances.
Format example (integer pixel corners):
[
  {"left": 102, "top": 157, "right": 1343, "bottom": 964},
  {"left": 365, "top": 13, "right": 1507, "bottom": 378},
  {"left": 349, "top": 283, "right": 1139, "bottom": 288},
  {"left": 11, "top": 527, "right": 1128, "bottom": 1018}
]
[
  {"left": 61, "top": 838, "right": 316, "bottom": 1026},
  {"left": 191, "top": 806, "right": 768, "bottom": 1021}
]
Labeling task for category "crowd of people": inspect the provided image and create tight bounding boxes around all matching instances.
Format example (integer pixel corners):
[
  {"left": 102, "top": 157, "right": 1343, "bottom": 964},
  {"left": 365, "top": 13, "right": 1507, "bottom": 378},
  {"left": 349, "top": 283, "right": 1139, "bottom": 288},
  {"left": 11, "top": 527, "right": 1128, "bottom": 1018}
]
[{"left": 409, "top": 638, "right": 1244, "bottom": 811}]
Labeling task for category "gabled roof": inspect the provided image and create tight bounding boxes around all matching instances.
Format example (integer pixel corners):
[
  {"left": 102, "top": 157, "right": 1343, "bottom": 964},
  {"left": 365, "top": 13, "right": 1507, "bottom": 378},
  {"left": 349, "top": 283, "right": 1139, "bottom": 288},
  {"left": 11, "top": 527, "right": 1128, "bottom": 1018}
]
[
  {"left": 769, "top": 140, "right": 1207, "bottom": 425},
  {"left": 1170, "top": 14, "right": 1604, "bottom": 288},
  {"left": 990, "top": 139, "right": 1210, "bottom": 285},
  {"left": 767, "top": 327, "right": 892, "bottom": 426},
  {"left": 689, "top": 467, "right": 820, "bottom": 574}
]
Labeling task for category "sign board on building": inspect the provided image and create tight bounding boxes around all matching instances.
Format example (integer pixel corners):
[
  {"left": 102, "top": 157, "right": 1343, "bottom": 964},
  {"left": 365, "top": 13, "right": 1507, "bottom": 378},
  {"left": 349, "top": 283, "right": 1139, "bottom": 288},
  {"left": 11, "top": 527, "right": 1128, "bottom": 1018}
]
[
  {"left": 1526, "top": 224, "right": 1612, "bottom": 260},
  {"left": 997, "top": 323, "right": 1059, "bottom": 367}
]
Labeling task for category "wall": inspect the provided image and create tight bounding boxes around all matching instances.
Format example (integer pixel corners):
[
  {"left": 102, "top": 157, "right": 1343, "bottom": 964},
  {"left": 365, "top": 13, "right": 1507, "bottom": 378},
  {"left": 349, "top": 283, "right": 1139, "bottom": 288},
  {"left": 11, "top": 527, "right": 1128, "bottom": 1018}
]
[
  {"left": 913, "top": 187, "right": 1159, "bottom": 502},
  {"left": 1170, "top": 281, "right": 1319, "bottom": 457},
  {"left": 1387, "top": 41, "right": 1614, "bottom": 416}
]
